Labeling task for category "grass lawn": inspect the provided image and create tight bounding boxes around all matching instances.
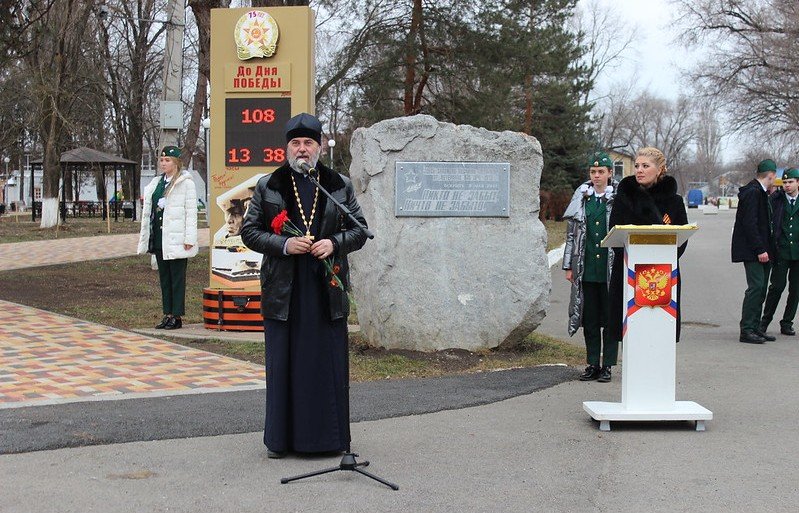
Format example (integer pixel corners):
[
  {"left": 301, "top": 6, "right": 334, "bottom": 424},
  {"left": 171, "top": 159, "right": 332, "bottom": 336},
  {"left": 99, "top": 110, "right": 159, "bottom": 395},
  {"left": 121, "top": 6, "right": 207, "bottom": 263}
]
[
  {"left": 544, "top": 219, "right": 566, "bottom": 251},
  {"left": 0, "top": 213, "right": 209, "bottom": 243},
  {"left": 0, "top": 219, "right": 580, "bottom": 381},
  {"left": 0, "top": 215, "right": 142, "bottom": 243}
]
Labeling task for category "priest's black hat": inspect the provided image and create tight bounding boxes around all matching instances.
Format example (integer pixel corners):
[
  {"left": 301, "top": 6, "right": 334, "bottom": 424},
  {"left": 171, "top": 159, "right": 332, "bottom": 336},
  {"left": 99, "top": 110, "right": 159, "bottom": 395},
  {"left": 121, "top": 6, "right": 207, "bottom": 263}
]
[{"left": 285, "top": 113, "right": 322, "bottom": 145}]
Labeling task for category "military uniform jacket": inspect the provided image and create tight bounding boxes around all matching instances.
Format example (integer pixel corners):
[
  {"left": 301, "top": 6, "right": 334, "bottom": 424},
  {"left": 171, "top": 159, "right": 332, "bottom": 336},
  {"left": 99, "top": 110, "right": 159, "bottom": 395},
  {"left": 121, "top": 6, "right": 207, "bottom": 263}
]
[
  {"left": 732, "top": 179, "right": 773, "bottom": 262},
  {"left": 582, "top": 195, "right": 609, "bottom": 282},
  {"left": 771, "top": 192, "right": 799, "bottom": 261},
  {"left": 562, "top": 181, "right": 615, "bottom": 336}
]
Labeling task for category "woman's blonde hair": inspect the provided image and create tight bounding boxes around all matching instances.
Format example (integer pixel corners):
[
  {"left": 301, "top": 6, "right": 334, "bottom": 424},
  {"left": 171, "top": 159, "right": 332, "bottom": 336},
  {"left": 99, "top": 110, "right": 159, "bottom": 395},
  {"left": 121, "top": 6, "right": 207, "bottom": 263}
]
[
  {"left": 164, "top": 156, "right": 182, "bottom": 170},
  {"left": 636, "top": 147, "right": 667, "bottom": 179}
]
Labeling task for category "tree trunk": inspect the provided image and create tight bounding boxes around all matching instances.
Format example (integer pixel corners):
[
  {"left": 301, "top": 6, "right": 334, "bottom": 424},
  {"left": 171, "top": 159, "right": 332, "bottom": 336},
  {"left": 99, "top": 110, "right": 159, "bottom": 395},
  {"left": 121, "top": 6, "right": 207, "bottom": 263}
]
[{"left": 403, "top": 0, "right": 423, "bottom": 115}]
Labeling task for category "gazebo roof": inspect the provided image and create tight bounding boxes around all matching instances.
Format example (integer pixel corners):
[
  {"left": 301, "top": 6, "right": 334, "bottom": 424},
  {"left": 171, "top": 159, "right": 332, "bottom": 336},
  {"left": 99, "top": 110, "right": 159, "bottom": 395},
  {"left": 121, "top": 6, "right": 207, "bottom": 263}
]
[{"left": 31, "top": 146, "right": 137, "bottom": 166}]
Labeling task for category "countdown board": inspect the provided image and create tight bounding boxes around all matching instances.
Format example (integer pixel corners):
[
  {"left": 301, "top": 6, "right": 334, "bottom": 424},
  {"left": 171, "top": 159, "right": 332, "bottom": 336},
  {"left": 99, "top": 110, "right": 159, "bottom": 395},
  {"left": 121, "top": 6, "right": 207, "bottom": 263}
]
[
  {"left": 209, "top": 7, "right": 314, "bottom": 293},
  {"left": 224, "top": 97, "right": 290, "bottom": 166}
]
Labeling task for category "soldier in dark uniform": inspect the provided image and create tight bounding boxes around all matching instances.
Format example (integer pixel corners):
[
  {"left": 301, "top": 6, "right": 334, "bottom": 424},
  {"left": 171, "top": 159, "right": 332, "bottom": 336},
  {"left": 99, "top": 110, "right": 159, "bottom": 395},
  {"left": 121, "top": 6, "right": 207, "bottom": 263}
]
[
  {"left": 732, "top": 159, "right": 777, "bottom": 344},
  {"left": 761, "top": 167, "right": 799, "bottom": 336}
]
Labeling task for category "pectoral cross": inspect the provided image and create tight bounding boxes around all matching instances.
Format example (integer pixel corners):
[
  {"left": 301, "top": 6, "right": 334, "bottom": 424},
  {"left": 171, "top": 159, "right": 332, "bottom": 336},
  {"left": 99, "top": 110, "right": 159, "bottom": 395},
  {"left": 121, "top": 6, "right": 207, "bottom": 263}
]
[{"left": 306, "top": 231, "right": 315, "bottom": 241}]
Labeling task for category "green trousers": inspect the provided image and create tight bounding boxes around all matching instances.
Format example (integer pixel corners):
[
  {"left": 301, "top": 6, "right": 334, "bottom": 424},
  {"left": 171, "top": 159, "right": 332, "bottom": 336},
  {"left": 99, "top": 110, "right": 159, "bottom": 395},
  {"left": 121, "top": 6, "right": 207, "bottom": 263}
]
[
  {"left": 761, "top": 258, "right": 799, "bottom": 329},
  {"left": 582, "top": 281, "right": 617, "bottom": 366},
  {"left": 155, "top": 251, "right": 188, "bottom": 316},
  {"left": 740, "top": 261, "right": 771, "bottom": 332}
]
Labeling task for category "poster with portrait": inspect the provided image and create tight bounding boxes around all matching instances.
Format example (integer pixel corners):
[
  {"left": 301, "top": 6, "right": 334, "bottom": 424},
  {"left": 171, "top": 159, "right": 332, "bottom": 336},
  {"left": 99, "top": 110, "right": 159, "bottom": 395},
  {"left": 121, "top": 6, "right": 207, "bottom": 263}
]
[{"left": 210, "top": 173, "right": 268, "bottom": 288}]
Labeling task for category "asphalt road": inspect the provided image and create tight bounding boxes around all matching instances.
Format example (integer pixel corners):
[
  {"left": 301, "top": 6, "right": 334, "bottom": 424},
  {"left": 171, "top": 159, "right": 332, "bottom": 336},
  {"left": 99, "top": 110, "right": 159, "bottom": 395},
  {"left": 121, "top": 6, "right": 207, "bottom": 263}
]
[
  {"left": 2, "top": 209, "right": 798, "bottom": 513},
  {"left": 0, "top": 366, "right": 576, "bottom": 454}
]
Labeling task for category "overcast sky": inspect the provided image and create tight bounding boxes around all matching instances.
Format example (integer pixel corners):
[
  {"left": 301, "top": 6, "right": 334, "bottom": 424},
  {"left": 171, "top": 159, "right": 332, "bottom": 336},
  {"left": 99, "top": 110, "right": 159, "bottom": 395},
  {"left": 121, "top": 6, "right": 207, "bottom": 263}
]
[
  {"left": 579, "top": 0, "right": 749, "bottom": 162},
  {"left": 582, "top": 0, "right": 697, "bottom": 100}
]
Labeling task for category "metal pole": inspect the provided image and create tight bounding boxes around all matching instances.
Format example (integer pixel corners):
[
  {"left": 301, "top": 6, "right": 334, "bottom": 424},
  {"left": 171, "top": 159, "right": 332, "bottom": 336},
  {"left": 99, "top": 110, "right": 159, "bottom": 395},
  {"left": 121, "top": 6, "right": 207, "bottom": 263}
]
[
  {"left": 158, "top": 0, "right": 185, "bottom": 150},
  {"left": 132, "top": 164, "right": 137, "bottom": 221},
  {"left": 114, "top": 169, "right": 118, "bottom": 222}
]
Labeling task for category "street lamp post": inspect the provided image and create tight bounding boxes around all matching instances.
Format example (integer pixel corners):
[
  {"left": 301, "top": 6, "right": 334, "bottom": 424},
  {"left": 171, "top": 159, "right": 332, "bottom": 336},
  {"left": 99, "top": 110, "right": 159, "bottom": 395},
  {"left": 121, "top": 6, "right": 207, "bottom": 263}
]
[
  {"left": 327, "top": 139, "right": 336, "bottom": 167},
  {"left": 3, "top": 156, "right": 9, "bottom": 208},
  {"left": 202, "top": 117, "right": 211, "bottom": 208}
]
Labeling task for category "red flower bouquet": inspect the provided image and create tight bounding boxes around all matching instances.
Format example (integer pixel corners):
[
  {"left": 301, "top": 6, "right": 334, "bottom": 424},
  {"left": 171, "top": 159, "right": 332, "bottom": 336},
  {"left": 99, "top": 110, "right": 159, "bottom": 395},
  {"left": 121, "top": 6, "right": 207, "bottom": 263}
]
[
  {"left": 270, "top": 209, "right": 345, "bottom": 291},
  {"left": 271, "top": 209, "right": 301, "bottom": 236}
]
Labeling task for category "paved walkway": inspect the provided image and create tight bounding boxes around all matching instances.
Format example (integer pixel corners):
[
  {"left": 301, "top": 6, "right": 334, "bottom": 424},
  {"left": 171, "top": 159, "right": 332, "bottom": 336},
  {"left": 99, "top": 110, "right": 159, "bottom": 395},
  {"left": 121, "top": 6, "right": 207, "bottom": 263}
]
[
  {"left": 3, "top": 210, "right": 799, "bottom": 512},
  {"left": 0, "top": 228, "right": 210, "bottom": 271},
  {"left": 0, "top": 228, "right": 264, "bottom": 409},
  {"left": 0, "top": 299, "right": 264, "bottom": 409}
]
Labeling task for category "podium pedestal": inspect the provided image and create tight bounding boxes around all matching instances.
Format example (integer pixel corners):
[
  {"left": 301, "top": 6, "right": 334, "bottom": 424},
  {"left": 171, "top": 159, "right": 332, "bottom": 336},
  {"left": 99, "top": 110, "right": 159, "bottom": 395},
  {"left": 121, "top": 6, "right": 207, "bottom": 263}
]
[{"left": 583, "top": 225, "right": 712, "bottom": 431}]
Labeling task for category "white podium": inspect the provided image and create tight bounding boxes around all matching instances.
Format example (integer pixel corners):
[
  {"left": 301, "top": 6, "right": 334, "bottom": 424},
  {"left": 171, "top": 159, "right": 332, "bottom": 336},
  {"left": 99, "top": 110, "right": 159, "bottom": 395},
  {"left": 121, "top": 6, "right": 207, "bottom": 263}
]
[{"left": 583, "top": 225, "right": 713, "bottom": 431}]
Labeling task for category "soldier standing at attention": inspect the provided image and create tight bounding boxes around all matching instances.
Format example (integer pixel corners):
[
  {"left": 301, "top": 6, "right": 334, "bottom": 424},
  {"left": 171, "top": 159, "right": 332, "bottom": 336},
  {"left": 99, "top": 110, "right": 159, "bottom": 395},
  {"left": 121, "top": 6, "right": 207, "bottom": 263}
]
[
  {"left": 732, "top": 159, "right": 777, "bottom": 344},
  {"left": 761, "top": 167, "right": 799, "bottom": 337},
  {"left": 563, "top": 152, "right": 616, "bottom": 382}
]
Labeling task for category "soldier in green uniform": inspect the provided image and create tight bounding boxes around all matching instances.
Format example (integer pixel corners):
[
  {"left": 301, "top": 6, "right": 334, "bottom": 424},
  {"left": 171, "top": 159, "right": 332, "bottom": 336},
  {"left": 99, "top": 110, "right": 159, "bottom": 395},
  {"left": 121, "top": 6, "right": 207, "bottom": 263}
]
[
  {"left": 563, "top": 152, "right": 616, "bottom": 382},
  {"left": 761, "top": 167, "right": 799, "bottom": 336}
]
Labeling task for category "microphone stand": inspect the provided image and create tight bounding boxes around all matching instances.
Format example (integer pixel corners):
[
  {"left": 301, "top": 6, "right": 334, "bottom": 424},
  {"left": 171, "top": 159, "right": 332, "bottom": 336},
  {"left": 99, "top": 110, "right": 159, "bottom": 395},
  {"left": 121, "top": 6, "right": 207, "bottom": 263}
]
[{"left": 280, "top": 167, "right": 396, "bottom": 491}]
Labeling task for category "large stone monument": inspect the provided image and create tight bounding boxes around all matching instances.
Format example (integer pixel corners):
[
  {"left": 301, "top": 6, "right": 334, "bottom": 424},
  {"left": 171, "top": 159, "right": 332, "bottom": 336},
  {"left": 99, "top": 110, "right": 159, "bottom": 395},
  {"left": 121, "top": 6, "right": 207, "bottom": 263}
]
[{"left": 348, "top": 115, "right": 549, "bottom": 351}]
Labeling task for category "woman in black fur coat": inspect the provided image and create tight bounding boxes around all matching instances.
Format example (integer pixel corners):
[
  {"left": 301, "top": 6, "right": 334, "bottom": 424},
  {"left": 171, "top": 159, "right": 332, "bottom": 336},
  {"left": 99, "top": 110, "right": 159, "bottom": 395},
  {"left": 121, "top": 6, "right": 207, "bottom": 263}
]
[{"left": 606, "top": 147, "right": 689, "bottom": 378}]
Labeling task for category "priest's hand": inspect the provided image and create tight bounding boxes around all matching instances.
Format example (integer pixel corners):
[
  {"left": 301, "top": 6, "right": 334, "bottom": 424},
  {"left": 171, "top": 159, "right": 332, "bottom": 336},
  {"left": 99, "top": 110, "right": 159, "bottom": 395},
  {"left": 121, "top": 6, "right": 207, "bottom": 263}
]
[
  {"left": 565, "top": 270, "right": 573, "bottom": 283},
  {"left": 311, "top": 239, "right": 334, "bottom": 260},
  {"left": 758, "top": 252, "right": 769, "bottom": 263},
  {"left": 287, "top": 236, "right": 313, "bottom": 255}
]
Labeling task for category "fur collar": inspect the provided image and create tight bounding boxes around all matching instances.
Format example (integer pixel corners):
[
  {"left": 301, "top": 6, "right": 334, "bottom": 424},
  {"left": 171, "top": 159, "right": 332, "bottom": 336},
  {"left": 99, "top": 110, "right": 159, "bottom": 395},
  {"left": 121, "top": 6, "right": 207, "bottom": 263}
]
[
  {"left": 266, "top": 162, "right": 345, "bottom": 218},
  {"left": 617, "top": 174, "right": 677, "bottom": 201},
  {"left": 616, "top": 175, "right": 678, "bottom": 224},
  {"left": 266, "top": 161, "right": 345, "bottom": 195}
]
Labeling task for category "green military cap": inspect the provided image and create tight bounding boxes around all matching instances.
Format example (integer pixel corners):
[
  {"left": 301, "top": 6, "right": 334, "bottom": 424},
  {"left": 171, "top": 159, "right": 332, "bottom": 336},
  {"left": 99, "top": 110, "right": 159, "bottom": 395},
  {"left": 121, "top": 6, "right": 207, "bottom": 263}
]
[
  {"left": 758, "top": 159, "right": 777, "bottom": 173},
  {"left": 783, "top": 168, "right": 799, "bottom": 180},
  {"left": 161, "top": 145, "right": 181, "bottom": 158},
  {"left": 588, "top": 151, "right": 613, "bottom": 169}
]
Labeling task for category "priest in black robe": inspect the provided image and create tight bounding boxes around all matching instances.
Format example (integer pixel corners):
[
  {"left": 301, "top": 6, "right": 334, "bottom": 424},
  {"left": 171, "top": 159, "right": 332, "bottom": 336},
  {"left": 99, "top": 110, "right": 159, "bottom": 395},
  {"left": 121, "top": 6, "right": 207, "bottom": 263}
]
[{"left": 241, "top": 113, "right": 369, "bottom": 458}]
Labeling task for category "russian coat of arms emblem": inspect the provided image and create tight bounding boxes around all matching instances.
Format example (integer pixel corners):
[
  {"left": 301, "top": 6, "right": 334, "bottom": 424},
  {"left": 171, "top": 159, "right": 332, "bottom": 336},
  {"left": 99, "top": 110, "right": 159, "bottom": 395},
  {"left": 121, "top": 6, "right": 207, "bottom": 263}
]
[{"left": 634, "top": 264, "right": 672, "bottom": 307}]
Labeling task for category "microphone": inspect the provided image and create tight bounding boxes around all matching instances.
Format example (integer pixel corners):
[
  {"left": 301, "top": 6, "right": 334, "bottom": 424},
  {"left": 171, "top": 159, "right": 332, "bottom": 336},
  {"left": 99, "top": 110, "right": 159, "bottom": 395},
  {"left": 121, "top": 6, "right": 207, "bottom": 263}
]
[{"left": 297, "top": 160, "right": 317, "bottom": 177}]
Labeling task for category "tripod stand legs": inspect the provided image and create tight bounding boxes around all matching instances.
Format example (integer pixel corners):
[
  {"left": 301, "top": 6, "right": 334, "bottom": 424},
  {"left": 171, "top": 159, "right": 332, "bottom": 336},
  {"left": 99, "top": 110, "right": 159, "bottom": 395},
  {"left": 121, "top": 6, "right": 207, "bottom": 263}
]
[{"left": 280, "top": 452, "right": 399, "bottom": 490}]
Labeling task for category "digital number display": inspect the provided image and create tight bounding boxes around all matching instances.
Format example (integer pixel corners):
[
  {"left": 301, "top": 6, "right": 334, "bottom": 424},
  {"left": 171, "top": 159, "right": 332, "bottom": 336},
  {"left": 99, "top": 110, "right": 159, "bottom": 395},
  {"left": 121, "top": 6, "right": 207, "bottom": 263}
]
[{"left": 224, "top": 97, "right": 291, "bottom": 167}]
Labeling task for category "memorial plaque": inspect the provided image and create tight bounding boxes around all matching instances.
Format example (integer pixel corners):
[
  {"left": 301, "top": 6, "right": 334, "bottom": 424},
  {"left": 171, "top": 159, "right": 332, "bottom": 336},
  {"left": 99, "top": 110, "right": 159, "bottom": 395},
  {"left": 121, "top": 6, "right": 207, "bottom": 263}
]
[{"left": 395, "top": 162, "right": 510, "bottom": 217}]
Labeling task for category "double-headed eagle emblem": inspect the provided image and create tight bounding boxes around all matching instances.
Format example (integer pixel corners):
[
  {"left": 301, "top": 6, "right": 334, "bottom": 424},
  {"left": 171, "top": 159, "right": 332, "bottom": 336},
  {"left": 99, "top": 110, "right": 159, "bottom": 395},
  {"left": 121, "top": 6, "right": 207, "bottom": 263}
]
[{"left": 634, "top": 264, "right": 672, "bottom": 306}]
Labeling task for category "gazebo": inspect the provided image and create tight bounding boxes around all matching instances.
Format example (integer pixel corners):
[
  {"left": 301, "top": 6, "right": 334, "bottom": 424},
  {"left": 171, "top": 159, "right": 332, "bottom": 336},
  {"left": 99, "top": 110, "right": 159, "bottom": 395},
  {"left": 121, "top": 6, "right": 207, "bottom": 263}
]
[{"left": 31, "top": 147, "right": 138, "bottom": 222}]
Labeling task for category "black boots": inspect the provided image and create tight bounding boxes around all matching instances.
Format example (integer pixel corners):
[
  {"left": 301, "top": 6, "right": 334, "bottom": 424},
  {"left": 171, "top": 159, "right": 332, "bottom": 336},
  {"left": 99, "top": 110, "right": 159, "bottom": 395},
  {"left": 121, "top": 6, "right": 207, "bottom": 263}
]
[
  {"left": 164, "top": 316, "right": 182, "bottom": 330},
  {"left": 155, "top": 315, "right": 170, "bottom": 329},
  {"left": 579, "top": 365, "right": 600, "bottom": 381},
  {"left": 579, "top": 365, "right": 612, "bottom": 382}
]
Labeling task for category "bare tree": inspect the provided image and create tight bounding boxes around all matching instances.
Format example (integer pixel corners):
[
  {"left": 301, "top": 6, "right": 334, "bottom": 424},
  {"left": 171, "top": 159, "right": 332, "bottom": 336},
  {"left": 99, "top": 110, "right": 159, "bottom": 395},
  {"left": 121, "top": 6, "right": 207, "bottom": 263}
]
[
  {"left": 98, "top": 0, "right": 170, "bottom": 203},
  {"left": 574, "top": 0, "right": 636, "bottom": 106},
  {"left": 676, "top": 0, "right": 799, "bottom": 138},
  {"left": 17, "top": 0, "right": 98, "bottom": 227},
  {"left": 694, "top": 102, "right": 723, "bottom": 185},
  {"left": 597, "top": 90, "right": 697, "bottom": 191}
]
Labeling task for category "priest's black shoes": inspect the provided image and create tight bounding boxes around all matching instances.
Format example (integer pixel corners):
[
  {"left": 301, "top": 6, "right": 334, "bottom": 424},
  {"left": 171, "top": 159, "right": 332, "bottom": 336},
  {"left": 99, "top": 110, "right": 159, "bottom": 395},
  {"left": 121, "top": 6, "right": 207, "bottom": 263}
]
[
  {"left": 781, "top": 325, "right": 796, "bottom": 336},
  {"left": 267, "top": 449, "right": 287, "bottom": 459},
  {"left": 164, "top": 316, "right": 182, "bottom": 330},
  {"left": 579, "top": 365, "right": 600, "bottom": 381},
  {"left": 155, "top": 316, "right": 170, "bottom": 329},
  {"left": 739, "top": 331, "right": 765, "bottom": 344},
  {"left": 597, "top": 366, "right": 612, "bottom": 383},
  {"left": 754, "top": 329, "right": 776, "bottom": 341}
]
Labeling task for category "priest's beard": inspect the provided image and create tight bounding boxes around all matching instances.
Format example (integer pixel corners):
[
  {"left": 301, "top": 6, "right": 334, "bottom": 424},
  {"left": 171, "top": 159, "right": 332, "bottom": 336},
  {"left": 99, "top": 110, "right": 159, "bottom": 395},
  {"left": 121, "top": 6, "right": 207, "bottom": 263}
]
[{"left": 288, "top": 148, "right": 321, "bottom": 174}]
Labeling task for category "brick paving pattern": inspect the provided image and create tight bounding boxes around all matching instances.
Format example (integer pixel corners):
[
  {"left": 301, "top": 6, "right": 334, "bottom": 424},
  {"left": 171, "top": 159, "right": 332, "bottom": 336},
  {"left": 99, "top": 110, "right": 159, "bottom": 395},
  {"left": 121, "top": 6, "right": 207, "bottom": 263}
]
[
  {"left": 0, "top": 299, "right": 264, "bottom": 407},
  {"left": 0, "top": 229, "right": 210, "bottom": 271}
]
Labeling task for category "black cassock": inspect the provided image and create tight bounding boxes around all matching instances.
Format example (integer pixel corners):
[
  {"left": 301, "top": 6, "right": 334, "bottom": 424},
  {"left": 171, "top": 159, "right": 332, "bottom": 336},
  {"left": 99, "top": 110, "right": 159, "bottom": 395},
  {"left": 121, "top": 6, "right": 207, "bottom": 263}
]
[{"left": 263, "top": 172, "right": 350, "bottom": 453}]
